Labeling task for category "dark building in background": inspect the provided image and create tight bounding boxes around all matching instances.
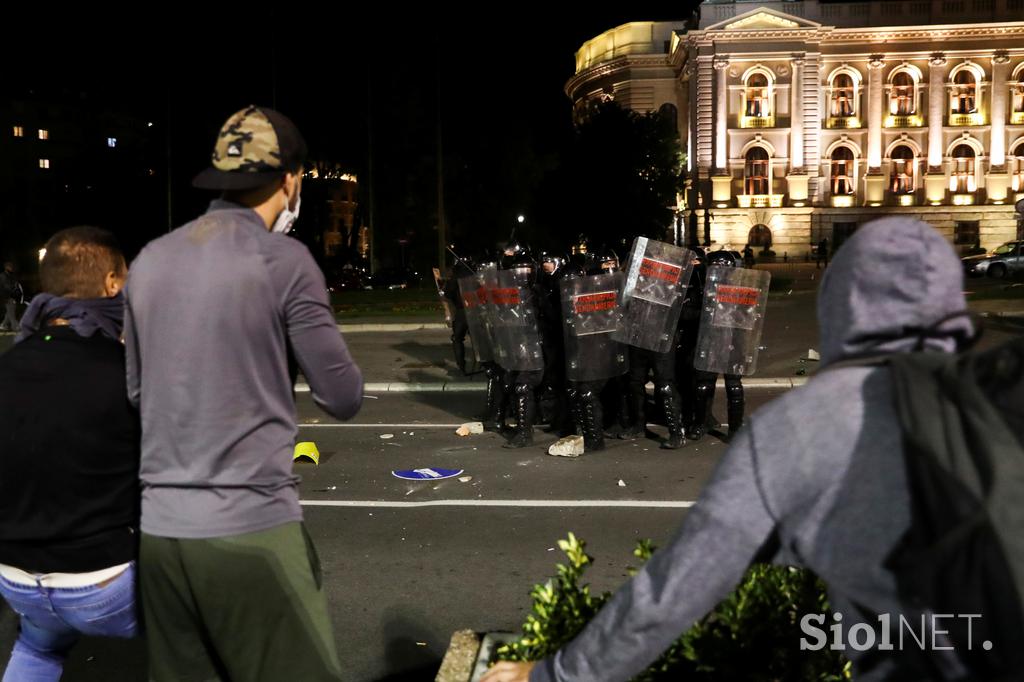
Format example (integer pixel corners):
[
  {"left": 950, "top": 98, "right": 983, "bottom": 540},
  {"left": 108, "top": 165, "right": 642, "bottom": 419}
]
[
  {"left": 0, "top": 89, "right": 164, "bottom": 280},
  {"left": 298, "top": 162, "right": 365, "bottom": 266}
]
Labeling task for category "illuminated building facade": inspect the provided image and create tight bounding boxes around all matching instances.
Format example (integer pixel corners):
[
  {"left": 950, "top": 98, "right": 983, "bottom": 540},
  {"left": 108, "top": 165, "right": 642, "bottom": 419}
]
[{"left": 567, "top": 0, "right": 1024, "bottom": 255}]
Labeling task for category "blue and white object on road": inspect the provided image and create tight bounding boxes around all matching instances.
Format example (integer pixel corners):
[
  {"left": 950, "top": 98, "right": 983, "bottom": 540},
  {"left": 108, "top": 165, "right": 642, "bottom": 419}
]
[{"left": 392, "top": 468, "right": 465, "bottom": 481}]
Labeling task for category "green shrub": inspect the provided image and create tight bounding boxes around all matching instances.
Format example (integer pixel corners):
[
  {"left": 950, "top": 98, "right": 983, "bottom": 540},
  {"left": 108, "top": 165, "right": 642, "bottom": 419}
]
[{"left": 495, "top": 534, "right": 851, "bottom": 681}]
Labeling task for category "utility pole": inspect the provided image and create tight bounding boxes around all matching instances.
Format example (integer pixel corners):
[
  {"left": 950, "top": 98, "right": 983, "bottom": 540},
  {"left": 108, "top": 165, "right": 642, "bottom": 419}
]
[
  {"left": 165, "top": 85, "right": 173, "bottom": 233},
  {"left": 436, "top": 40, "right": 447, "bottom": 274},
  {"left": 367, "top": 69, "right": 377, "bottom": 275}
]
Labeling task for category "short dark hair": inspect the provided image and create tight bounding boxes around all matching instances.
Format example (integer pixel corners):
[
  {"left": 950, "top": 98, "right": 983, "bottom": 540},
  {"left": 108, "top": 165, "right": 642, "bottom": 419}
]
[{"left": 41, "top": 227, "right": 126, "bottom": 298}]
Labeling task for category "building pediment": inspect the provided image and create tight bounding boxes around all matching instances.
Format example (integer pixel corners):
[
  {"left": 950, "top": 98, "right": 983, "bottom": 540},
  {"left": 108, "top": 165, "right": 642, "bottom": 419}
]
[{"left": 705, "top": 7, "right": 821, "bottom": 31}]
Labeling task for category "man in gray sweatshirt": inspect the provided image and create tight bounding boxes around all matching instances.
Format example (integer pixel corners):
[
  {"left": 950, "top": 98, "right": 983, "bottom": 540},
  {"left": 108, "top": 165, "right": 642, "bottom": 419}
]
[
  {"left": 484, "top": 217, "right": 978, "bottom": 682},
  {"left": 124, "top": 106, "right": 363, "bottom": 681}
]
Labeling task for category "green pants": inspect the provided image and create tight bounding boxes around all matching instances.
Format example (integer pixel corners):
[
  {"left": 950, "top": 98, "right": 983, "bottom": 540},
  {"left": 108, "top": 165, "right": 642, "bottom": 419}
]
[{"left": 140, "top": 522, "right": 342, "bottom": 682}]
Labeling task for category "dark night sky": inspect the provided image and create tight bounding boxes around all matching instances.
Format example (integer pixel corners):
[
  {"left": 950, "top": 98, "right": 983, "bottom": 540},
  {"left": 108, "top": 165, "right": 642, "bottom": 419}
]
[{"left": 1, "top": 5, "right": 698, "bottom": 266}]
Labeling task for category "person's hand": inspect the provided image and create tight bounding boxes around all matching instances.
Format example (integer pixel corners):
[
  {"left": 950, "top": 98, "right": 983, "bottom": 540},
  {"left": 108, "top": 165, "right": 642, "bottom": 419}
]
[{"left": 480, "top": 661, "right": 536, "bottom": 682}]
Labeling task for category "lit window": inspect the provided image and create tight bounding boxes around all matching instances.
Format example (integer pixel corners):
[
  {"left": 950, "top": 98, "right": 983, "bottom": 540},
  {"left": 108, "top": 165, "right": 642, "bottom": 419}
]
[
  {"left": 830, "top": 147, "right": 855, "bottom": 195},
  {"left": 950, "top": 145, "right": 976, "bottom": 193},
  {"left": 745, "top": 74, "right": 771, "bottom": 118},
  {"left": 39, "top": 159, "right": 50, "bottom": 169},
  {"left": 831, "top": 74, "right": 856, "bottom": 117},
  {"left": 744, "top": 147, "right": 770, "bottom": 195},
  {"left": 13, "top": 126, "right": 23, "bottom": 138},
  {"left": 1013, "top": 75, "right": 1024, "bottom": 114},
  {"left": 107, "top": 138, "right": 117, "bottom": 148},
  {"left": 951, "top": 71, "right": 977, "bottom": 115},
  {"left": 889, "top": 146, "right": 916, "bottom": 194},
  {"left": 1011, "top": 143, "right": 1024, "bottom": 192},
  {"left": 890, "top": 72, "right": 916, "bottom": 116},
  {"left": 38, "top": 129, "right": 49, "bottom": 140}
]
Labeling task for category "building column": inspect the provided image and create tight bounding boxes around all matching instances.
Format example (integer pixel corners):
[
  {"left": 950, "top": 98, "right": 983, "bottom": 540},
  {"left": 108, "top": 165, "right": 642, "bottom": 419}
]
[
  {"left": 787, "top": 54, "right": 809, "bottom": 203},
  {"left": 712, "top": 55, "right": 732, "bottom": 204},
  {"left": 925, "top": 53, "right": 949, "bottom": 204},
  {"left": 987, "top": 52, "right": 1011, "bottom": 202},
  {"left": 865, "top": 55, "right": 886, "bottom": 204}
]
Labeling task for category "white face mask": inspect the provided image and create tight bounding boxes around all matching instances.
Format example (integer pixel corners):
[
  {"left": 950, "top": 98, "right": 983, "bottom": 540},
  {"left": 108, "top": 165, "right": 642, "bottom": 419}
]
[{"left": 271, "top": 183, "right": 301, "bottom": 234}]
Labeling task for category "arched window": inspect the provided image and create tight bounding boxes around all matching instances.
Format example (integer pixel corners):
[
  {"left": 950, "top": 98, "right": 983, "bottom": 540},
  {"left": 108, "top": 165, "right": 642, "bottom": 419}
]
[
  {"left": 745, "top": 74, "right": 770, "bottom": 118},
  {"left": 744, "top": 147, "right": 770, "bottom": 195},
  {"left": 659, "top": 103, "right": 679, "bottom": 133},
  {"left": 890, "top": 146, "right": 916, "bottom": 194},
  {"left": 950, "top": 144, "right": 976, "bottom": 193},
  {"left": 891, "top": 72, "right": 916, "bottom": 116},
  {"left": 1013, "top": 74, "right": 1024, "bottom": 115},
  {"left": 952, "top": 70, "right": 977, "bottom": 115},
  {"left": 1011, "top": 142, "right": 1024, "bottom": 193},
  {"left": 830, "top": 147, "right": 855, "bottom": 195},
  {"left": 831, "top": 73, "right": 855, "bottom": 117},
  {"left": 748, "top": 224, "right": 772, "bottom": 249}
]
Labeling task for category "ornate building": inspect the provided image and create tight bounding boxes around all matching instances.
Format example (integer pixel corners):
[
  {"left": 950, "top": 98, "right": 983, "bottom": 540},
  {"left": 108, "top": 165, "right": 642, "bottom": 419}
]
[{"left": 566, "top": 0, "right": 1024, "bottom": 256}]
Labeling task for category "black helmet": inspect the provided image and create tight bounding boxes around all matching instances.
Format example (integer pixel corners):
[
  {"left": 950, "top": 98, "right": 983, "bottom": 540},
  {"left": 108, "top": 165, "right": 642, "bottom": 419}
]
[
  {"left": 594, "top": 248, "right": 620, "bottom": 274},
  {"left": 538, "top": 251, "right": 566, "bottom": 276},
  {"left": 707, "top": 250, "right": 738, "bottom": 268},
  {"left": 501, "top": 241, "right": 530, "bottom": 269},
  {"left": 477, "top": 249, "right": 499, "bottom": 270},
  {"left": 453, "top": 257, "right": 475, "bottom": 278}
]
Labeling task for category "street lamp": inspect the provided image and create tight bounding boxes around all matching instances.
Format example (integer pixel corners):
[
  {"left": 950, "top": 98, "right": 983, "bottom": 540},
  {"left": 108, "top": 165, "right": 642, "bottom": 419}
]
[
  {"left": 38, "top": 248, "right": 46, "bottom": 263},
  {"left": 517, "top": 215, "right": 525, "bottom": 224}
]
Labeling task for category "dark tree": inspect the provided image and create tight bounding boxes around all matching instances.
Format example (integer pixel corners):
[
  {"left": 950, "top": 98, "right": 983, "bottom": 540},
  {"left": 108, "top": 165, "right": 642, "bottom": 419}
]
[{"left": 532, "top": 100, "right": 685, "bottom": 255}]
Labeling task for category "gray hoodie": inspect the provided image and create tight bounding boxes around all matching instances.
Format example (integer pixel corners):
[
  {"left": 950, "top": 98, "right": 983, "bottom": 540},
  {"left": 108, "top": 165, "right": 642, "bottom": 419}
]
[{"left": 532, "top": 217, "right": 973, "bottom": 682}]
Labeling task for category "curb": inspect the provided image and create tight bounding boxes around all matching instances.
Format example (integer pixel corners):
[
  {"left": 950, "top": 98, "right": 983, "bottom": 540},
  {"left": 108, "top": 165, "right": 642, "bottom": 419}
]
[
  {"left": 979, "top": 311, "right": 1024, "bottom": 327},
  {"left": 295, "top": 377, "right": 809, "bottom": 394},
  {"left": 337, "top": 322, "right": 448, "bottom": 333}
]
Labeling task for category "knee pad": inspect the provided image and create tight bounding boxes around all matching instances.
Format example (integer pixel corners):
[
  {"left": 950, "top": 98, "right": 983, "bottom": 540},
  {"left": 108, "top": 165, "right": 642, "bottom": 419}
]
[{"left": 725, "top": 378, "right": 744, "bottom": 402}]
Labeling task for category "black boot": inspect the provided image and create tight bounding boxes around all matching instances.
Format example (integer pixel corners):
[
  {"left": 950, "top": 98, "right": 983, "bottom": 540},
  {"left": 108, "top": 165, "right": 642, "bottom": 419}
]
[
  {"left": 580, "top": 385, "right": 605, "bottom": 452},
  {"left": 604, "top": 387, "right": 631, "bottom": 439},
  {"left": 687, "top": 378, "right": 714, "bottom": 441},
  {"left": 453, "top": 340, "right": 467, "bottom": 376},
  {"left": 726, "top": 378, "right": 745, "bottom": 440},
  {"left": 618, "top": 387, "right": 646, "bottom": 440},
  {"left": 566, "top": 384, "right": 584, "bottom": 437},
  {"left": 658, "top": 384, "right": 686, "bottom": 450},
  {"left": 482, "top": 370, "right": 508, "bottom": 433},
  {"left": 504, "top": 384, "right": 536, "bottom": 448}
]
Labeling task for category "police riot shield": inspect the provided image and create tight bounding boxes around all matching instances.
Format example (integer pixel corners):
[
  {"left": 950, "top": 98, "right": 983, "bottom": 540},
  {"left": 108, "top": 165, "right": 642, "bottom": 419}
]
[
  {"left": 694, "top": 265, "right": 771, "bottom": 376},
  {"left": 611, "top": 237, "right": 695, "bottom": 353},
  {"left": 491, "top": 269, "right": 544, "bottom": 372},
  {"left": 458, "top": 273, "right": 495, "bottom": 365},
  {"left": 560, "top": 272, "right": 629, "bottom": 382}
]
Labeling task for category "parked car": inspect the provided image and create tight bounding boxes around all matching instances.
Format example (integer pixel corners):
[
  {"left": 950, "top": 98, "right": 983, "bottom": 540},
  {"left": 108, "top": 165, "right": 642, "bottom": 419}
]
[
  {"left": 962, "top": 241, "right": 1024, "bottom": 279},
  {"left": 325, "top": 266, "right": 368, "bottom": 292},
  {"left": 369, "top": 267, "right": 420, "bottom": 290}
]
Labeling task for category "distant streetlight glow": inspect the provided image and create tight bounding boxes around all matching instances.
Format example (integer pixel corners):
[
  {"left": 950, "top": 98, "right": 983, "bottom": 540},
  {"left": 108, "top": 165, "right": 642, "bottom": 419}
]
[
  {"left": 517, "top": 215, "right": 525, "bottom": 224},
  {"left": 38, "top": 248, "right": 46, "bottom": 263}
]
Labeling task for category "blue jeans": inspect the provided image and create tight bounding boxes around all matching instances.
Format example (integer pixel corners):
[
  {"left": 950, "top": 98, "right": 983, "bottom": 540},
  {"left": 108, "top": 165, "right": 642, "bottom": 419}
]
[{"left": 0, "top": 563, "right": 138, "bottom": 682}]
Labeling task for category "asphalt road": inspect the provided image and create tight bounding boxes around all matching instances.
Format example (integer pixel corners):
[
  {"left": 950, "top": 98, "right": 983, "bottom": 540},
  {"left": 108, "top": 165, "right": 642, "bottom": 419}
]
[{"left": 0, "top": 388, "right": 788, "bottom": 682}]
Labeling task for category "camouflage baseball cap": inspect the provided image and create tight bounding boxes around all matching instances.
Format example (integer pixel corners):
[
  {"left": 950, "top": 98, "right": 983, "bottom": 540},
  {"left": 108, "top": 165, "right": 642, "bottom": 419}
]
[{"left": 192, "top": 105, "right": 308, "bottom": 190}]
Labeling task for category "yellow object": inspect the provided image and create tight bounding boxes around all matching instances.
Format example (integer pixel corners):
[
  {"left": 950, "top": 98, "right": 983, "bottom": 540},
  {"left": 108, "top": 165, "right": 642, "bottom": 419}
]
[{"left": 294, "top": 441, "right": 320, "bottom": 465}]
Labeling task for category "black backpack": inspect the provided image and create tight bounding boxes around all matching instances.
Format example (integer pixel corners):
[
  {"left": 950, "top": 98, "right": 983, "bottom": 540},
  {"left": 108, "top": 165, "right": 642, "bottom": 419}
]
[{"left": 882, "top": 336, "right": 1024, "bottom": 680}]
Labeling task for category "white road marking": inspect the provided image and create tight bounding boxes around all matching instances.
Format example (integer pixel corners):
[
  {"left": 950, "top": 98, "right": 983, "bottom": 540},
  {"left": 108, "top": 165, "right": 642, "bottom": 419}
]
[
  {"left": 299, "top": 499, "right": 696, "bottom": 509},
  {"left": 295, "top": 378, "right": 806, "bottom": 393},
  {"left": 298, "top": 423, "right": 464, "bottom": 429}
]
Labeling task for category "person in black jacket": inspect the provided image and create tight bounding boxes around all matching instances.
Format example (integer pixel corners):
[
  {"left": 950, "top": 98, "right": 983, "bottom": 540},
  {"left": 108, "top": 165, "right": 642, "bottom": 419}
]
[
  {"left": 444, "top": 258, "right": 475, "bottom": 375},
  {"left": 0, "top": 261, "right": 21, "bottom": 332},
  {"left": 0, "top": 226, "right": 140, "bottom": 681}
]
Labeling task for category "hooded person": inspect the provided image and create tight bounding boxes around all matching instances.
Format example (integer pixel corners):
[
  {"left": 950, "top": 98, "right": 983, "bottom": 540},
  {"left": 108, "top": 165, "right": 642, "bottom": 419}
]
[
  {"left": 124, "top": 105, "right": 363, "bottom": 681},
  {"left": 482, "top": 217, "right": 983, "bottom": 682}
]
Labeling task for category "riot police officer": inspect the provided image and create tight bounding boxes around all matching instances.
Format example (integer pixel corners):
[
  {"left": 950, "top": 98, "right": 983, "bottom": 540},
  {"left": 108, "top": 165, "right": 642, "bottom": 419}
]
[
  {"left": 496, "top": 249, "right": 547, "bottom": 448},
  {"left": 561, "top": 249, "right": 629, "bottom": 451},
  {"left": 444, "top": 256, "right": 475, "bottom": 375},
  {"left": 538, "top": 251, "right": 571, "bottom": 435},
  {"left": 687, "top": 250, "right": 745, "bottom": 441}
]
